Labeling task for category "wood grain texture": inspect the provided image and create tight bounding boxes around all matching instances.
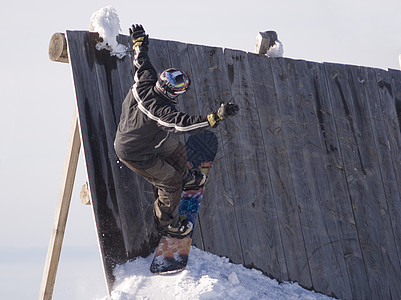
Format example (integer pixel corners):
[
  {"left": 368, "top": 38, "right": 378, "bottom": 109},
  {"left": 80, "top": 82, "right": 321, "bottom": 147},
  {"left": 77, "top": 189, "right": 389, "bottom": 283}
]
[
  {"left": 276, "top": 58, "right": 351, "bottom": 298},
  {"left": 66, "top": 31, "right": 157, "bottom": 292},
  {"left": 185, "top": 44, "right": 243, "bottom": 264},
  {"left": 39, "top": 112, "right": 80, "bottom": 300},
  {"left": 309, "top": 61, "right": 368, "bottom": 300},
  {"left": 64, "top": 30, "right": 401, "bottom": 299},
  {"left": 224, "top": 49, "right": 287, "bottom": 278},
  {"left": 48, "top": 32, "right": 69, "bottom": 63}
]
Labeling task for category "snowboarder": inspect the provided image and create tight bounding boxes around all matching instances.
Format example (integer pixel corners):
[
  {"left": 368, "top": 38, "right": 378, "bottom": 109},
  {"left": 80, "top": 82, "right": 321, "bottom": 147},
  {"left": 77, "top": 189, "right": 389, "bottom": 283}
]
[{"left": 114, "top": 24, "right": 239, "bottom": 238}]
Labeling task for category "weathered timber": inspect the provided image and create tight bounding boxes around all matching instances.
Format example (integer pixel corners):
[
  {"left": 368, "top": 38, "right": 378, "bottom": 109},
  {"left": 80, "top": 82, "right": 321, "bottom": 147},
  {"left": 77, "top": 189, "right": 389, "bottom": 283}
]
[
  {"left": 80, "top": 182, "right": 91, "bottom": 205},
  {"left": 166, "top": 40, "right": 203, "bottom": 245},
  {"left": 184, "top": 43, "right": 243, "bottom": 264},
  {"left": 225, "top": 49, "right": 287, "bottom": 278},
  {"left": 49, "top": 33, "right": 69, "bottom": 63},
  {"left": 309, "top": 61, "right": 368, "bottom": 300},
  {"left": 255, "top": 31, "right": 277, "bottom": 55},
  {"left": 66, "top": 31, "right": 129, "bottom": 292},
  {"left": 115, "top": 36, "right": 160, "bottom": 260},
  {"left": 247, "top": 52, "right": 290, "bottom": 281},
  {"left": 58, "top": 30, "right": 401, "bottom": 299},
  {"left": 323, "top": 62, "right": 401, "bottom": 299},
  {"left": 275, "top": 58, "right": 351, "bottom": 298},
  {"left": 39, "top": 111, "right": 80, "bottom": 300},
  {"left": 269, "top": 57, "right": 314, "bottom": 288},
  {"left": 350, "top": 66, "right": 401, "bottom": 299}
]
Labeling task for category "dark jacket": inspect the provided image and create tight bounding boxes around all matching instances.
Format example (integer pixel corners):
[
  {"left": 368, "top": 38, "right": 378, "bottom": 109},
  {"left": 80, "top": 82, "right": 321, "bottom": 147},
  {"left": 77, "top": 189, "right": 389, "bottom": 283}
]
[{"left": 114, "top": 46, "right": 210, "bottom": 167}]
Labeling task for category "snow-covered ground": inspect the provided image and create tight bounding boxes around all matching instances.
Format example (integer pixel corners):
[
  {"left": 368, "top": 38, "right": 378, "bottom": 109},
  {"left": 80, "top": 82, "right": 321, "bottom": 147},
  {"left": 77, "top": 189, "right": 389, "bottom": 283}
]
[{"left": 98, "top": 246, "right": 333, "bottom": 300}]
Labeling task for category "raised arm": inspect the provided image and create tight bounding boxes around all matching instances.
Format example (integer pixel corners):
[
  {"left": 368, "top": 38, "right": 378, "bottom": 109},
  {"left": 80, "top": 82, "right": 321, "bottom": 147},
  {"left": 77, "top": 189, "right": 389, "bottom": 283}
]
[{"left": 129, "top": 24, "right": 158, "bottom": 84}]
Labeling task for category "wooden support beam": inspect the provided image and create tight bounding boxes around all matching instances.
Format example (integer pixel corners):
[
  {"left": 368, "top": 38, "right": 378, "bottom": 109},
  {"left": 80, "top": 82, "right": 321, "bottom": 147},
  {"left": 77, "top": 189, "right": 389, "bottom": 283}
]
[
  {"left": 254, "top": 31, "right": 278, "bottom": 55},
  {"left": 49, "top": 33, "right": 69, "bottom": 63},
  {"left": 39, "top": 110, "right": 81, "bottom": 300},
  {"left": 80, "top": 182, "right": 91, "bottom": 205}
]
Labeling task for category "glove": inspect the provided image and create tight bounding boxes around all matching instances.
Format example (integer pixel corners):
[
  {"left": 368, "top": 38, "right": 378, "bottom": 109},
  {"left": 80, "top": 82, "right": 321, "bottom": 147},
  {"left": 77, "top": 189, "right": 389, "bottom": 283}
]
[
  {"left": 129, "top": 24, "right": 149, "bottom": 50},
  {"left": 207, "top": 102, "right": 239, "bottom": 128}
]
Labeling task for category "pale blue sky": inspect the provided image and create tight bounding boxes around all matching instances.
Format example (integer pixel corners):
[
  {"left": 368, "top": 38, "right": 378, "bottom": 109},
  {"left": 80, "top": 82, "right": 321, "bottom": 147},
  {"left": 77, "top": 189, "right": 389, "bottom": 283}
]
[{"left": 0, "top": 0, "right": 400, "bottom": 298}]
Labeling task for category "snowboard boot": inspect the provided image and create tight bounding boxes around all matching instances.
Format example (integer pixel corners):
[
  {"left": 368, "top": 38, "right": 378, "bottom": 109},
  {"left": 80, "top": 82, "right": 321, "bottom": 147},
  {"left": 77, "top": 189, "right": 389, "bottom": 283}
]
[
  {"left": 154, "top": 214, "right": 193, "bottom": 238},
  {"left": 166, "top": 215, "right": 193, "bottom": 238},
  {"left": 183, "top": 168, "right": 206, "bottom": 191}
]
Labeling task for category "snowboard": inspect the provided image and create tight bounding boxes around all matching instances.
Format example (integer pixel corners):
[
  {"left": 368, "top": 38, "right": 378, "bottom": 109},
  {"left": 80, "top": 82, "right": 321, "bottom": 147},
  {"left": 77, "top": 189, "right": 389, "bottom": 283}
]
[{"left": 150, "top": 130, "right": 218, "bottom": 274}]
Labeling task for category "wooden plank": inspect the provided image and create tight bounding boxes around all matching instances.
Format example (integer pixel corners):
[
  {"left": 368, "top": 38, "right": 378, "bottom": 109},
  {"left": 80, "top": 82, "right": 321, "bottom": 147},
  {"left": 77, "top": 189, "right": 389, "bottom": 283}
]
[
  {"left": 309, "top": 61, "right": 369, "bottom": 300},
  {"left": 270, "top": 58, "right": 355, "bottom": 295},
  {"left": 144, "top": 39, "right": 175, "bottom": 216},
  {"left": 67, "top": 33, "right": 174, "bottom": 289},
  {"left": 348, "top": 65, "right": 401, "bottom": 299},
  {"left": 66, "top": 31, "right": 127, "bottom": 291},
  {"left": 92, "top": 35, "right": 136, "bottom": 257},
  {"left": 147, "top": 38, "right": 173, "bottom": 75},
  {"left": 166, "top": 40, "right": 205, "bottom": 246},
  {"left": 385, "top": 69, "right": 401, "bottom": 194},
  {"left": 267, "top": 57, "right": 313, "bottom": 289},
  {"left": 373, "top": 68, "right": 401, "bottom": 291},
  {"left": 95, "top": 35, "right": 167, "bottom": 259},
  {"left": 39, "top": 112, "right": 80, "bottom": 300},
  {"left": 224, "top": 49, "right": 288, "bottom": 279},
  {"left": 222, "top": 48, "right": 264, "bottom": 270},
  {"left": 247, "top": 53, "right": 296, "bottom": 281},
  {"left": 114, "top": 37, "right": 169, "bottom": 259},
  {"left": 92, "top": 34, "right": 155, "bottom": 260},
  {"left": 324, "top": 62, "right": 392, "bottom": 299},
  {"left": 113, "top": 35, "right": 152, "bottom": 258},
  {"left": 281, "top": 58, "right": 353, "bottom": 299},
  {"left": 388, "top": 69, "right": 401, "bottom": 129},
  {"left": 387, "top": 68, "right": 401, "bottom": 208},
  {"left": 387, "top": 69, "right": 401, "bottom": 280},
  {"left": 167, "top": 40, "right": 201, "bottom": 117},
  {"left": 185, "top": 43, "right": 243, "bottom": 264}
]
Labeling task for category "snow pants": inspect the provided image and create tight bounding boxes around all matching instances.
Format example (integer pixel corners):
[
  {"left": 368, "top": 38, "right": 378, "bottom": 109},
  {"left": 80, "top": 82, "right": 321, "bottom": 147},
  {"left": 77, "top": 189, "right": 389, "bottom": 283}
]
[{"left": 119, "top": 137, "right": 187, "bottom": 227}]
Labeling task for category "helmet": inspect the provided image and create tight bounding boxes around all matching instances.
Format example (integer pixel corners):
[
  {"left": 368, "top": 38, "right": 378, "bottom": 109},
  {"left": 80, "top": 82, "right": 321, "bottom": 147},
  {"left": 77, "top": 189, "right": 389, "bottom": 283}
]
[{"left": 155, "top": 68, "right": 191, "bottom": 101}]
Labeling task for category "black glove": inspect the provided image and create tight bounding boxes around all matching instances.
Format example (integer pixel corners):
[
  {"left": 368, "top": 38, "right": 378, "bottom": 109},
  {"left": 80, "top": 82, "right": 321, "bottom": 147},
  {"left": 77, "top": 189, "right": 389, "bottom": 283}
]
[
  {"left": 129, "top": 24, "right": 148, "bottom": 50},
  {"left": 207, "top": 102, "right": 239, "bottom": 128}
]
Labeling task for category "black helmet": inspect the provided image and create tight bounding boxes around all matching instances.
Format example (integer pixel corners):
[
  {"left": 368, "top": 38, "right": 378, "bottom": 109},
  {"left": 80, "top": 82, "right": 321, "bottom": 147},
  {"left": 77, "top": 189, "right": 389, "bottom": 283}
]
[{"left": 155, "top": 68, "right": 191, "bottom": 101}]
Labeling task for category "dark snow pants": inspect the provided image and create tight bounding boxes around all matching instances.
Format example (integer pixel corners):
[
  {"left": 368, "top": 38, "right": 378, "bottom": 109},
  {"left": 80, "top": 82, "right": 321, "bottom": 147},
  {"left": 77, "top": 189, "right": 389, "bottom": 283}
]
[{"left": 119, "top": 137, "right": 187, "bottom": 227}]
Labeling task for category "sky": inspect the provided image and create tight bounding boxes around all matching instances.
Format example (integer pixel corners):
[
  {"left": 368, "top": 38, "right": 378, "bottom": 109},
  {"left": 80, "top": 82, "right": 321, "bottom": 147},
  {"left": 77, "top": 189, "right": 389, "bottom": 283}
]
[{"left": 0, "top": 0, "right": 400, "bottom": 299}]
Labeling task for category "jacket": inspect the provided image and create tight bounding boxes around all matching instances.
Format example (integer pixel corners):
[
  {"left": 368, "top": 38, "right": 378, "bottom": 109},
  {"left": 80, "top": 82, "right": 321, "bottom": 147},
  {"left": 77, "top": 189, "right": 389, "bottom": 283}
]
[{"left": 114, "top": 45, "right": 210, "bottom": 167}]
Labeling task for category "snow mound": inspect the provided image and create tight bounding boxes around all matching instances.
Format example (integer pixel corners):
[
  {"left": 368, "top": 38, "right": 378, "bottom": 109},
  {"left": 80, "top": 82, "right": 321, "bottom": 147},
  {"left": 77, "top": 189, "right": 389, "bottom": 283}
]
[
  {"left": 89, "top": 6, "right": 128, "bottom": 59},
  {"left": 97, "top": 247, "right": 333, "bottom": 300},
  {"left": 266, "top": 40, "right": 284, "bottom": 58}
]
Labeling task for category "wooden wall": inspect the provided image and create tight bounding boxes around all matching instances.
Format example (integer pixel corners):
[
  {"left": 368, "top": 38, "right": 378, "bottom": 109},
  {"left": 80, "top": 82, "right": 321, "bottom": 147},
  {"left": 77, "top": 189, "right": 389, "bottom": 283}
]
[{"left": 65, "top": 31, "right": 401, "bottom": 299}]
